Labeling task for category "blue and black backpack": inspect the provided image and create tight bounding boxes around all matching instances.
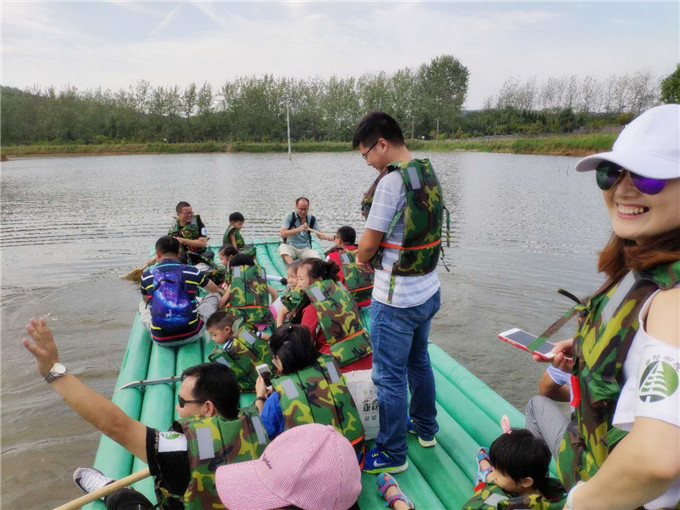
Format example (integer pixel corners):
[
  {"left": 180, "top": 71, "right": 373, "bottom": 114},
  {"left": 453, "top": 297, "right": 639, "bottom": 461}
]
[{"left": 150, "top": 264, "right": 193, "bottom": 331}]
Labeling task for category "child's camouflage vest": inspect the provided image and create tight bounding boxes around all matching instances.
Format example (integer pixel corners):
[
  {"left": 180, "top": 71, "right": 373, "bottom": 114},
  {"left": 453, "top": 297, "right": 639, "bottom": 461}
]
[
  {"left": 281, "top": 287, "right": 305, "bottom": 323},
  {"left": 176, "top": 406, "right": 269, "bottom": 510},
  {"left": 336, "top": 248, "right": 374, "bottom": 304},
  {"left": 361, "top": 159, "right": 443, "bottom": 301},
  {"left": 169, "top": 215, "right": 203, "bottom": 253},
  {"left": 222, "top": 225, "right": 256, "bottom": 258},
  {"left": 208, "top": 319, "right": 275, "bottom": 391},
  {"left": 273, "top": 355, "right": 365, "bottom": 460},
  {"left": 227, "top": 264, "right": 274, "bottom": 324},
  {"left": 556, "top": 261, "right": 680, "bottom": 500},
  {"left": 461, "top": 479, "right": 566, "bottom": 510},
  {"left": 304, "top": 279, "right": 372, "bottom": 367}
]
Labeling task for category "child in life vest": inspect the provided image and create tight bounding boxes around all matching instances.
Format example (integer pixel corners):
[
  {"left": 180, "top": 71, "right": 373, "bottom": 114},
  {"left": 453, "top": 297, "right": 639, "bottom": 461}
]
[
  {"left": 218, "top": 253, "right": 278, "bottom": 324},
  {"left": 326, "top": 226, "right": 372, "bottom": 307},
  {"left": 223, "top": 212, "right": 256, "bottom": 258},
  {"left": 463, "top": 428, "right": 566, "bottom": 509},
  {"left": 275, "top": 259, "right": 305, "bottom": 327}
]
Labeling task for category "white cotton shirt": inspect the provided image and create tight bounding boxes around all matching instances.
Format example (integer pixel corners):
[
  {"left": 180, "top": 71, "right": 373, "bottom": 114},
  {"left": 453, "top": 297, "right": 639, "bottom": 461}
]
[
  {"left": 364, "top": 170, "right": 440, "bottom": 308},
  {"left": 612, "top": 289, "right": 680, "bottom": 509}
]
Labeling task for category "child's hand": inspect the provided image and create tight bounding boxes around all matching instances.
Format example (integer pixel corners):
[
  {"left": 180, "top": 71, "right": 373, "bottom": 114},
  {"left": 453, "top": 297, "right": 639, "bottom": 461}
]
[{"left": 533, "top": 338, "right": 573, "bottom": 364}]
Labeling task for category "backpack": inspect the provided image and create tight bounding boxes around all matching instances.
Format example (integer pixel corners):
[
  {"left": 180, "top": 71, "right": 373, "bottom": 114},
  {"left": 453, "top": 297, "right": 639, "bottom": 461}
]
[{"left": 150, "top": 264, "right": 194, "bottom": 332}]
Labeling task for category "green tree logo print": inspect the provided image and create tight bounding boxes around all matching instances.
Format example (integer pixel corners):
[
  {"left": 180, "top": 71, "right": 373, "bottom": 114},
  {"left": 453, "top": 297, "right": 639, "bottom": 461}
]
[{"left": 639, "top": 361, "right": 679, "bottom": 403}]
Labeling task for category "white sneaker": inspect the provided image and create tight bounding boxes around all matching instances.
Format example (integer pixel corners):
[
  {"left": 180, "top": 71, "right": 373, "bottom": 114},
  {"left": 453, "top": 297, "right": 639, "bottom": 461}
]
[{"left": 73, "top": 467, "right": 115, "bottom": 494}]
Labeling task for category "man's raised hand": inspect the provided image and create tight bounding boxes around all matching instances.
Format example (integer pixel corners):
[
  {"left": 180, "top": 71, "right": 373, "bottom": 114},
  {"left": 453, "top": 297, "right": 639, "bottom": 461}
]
[{"left": 22, "top": 317, "right": 59, "bottom": 377}]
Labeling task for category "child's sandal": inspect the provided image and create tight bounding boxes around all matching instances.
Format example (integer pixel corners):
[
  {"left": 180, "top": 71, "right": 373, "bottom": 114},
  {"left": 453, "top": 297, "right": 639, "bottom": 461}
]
[
  {"left": 474, "top": 447, "right": 493, "bottom": 486},
  {"left": 377, "top": 473, "right": 415, "bottom": 509}
]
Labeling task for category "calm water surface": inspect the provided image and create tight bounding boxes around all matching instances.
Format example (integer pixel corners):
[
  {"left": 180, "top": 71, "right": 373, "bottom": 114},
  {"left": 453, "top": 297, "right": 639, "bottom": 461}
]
[{"left": 1, "top": 151, "right": 611, "bottom": 508}]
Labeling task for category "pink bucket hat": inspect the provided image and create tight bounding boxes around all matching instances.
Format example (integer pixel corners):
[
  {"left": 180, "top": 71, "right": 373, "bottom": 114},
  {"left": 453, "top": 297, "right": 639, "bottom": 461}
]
[
  {"left": 215, "top": 424, "right": 362, "bottom": 510},
  {"left": 575, "top": 104, "right": 680, "bottom": 179}
]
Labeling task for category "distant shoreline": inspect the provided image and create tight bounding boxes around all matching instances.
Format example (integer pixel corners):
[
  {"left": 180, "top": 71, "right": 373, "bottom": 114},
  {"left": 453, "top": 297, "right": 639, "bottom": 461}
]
[{"left": 1, "top": 133, "right": 616, "bottom": 160}]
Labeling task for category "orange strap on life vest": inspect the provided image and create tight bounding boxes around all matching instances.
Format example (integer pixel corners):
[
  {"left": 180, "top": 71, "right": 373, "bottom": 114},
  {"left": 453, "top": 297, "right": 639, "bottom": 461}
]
[{"left": 379, "top": 238, "right": 441, "bottom": 251}]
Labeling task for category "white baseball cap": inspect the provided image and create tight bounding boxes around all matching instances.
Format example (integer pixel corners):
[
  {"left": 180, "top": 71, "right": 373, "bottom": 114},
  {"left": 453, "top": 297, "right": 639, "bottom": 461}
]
[{"left": 576, "top": 104, "right": 680, "bottom": 179}]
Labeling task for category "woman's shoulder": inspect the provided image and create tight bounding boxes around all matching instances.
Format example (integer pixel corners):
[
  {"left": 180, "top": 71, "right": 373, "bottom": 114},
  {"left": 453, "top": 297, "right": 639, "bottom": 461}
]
[{"left": 646, "top": 286, "right": 680, "bottom": 347}]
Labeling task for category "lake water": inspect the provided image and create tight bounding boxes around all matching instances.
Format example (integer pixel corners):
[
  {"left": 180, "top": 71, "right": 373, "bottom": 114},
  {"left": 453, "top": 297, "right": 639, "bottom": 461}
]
[{"left": 0, "top": 151, "right": 612, "bottom": 508}]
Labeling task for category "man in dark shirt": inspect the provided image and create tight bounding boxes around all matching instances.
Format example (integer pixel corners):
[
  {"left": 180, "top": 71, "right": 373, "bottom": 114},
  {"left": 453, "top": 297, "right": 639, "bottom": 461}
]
[{"left": 22, "top": 318, "right": 255, "bottom": 509}]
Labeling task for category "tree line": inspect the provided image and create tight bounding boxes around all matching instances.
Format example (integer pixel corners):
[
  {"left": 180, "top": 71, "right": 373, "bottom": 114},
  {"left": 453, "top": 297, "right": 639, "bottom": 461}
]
[{"left": 1, "top": 56, "right": 676, "bottom": 146}]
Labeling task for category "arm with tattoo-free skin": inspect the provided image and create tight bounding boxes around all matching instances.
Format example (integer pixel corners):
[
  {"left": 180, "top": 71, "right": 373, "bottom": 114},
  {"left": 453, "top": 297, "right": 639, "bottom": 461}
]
[
  {"left": 22, "top": 318, "right": 148, "bottom": 462},
  {"left": 356, "top": 228, "right": 383, "bottom": 273}
]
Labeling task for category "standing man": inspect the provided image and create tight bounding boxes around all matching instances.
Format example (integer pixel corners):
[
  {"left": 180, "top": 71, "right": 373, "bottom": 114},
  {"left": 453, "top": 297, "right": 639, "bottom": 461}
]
[
  {"left": 278, "top": 196, "right": 333, "bottom": 264},
  {"left": 353, "top": 111, "right": 444, "bottom": 474},
  {"left": 169, "top": 201, "right": 211, "bottom": 264}
]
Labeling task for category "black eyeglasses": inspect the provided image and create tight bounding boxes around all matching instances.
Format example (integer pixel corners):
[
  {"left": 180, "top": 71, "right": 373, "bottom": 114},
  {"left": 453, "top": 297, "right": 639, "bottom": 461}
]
[
  {"left": 361, "top": 140, "right": 379, "bottom": 160},
  {"left": 178, "top": 395, "right": 204, "bottom": 408},
  {"left": 596, "top": 161, "right": 667, "bottom": 195}
]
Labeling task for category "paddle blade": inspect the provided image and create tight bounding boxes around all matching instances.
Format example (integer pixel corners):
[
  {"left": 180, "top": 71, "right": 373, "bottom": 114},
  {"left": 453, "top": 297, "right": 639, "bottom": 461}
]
[{"left": 121, "top": 267, "right": 144, "bottom": 283}]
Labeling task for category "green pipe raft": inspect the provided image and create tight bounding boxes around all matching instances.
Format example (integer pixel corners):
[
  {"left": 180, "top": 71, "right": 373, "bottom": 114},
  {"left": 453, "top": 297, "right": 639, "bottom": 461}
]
[{"left": 86, "top": 239, "right": 528, "bottom": 510}]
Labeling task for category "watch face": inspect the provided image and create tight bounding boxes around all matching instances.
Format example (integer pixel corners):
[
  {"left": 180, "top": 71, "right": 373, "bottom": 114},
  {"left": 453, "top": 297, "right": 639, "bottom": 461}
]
[{"left": 53, "top": 363, "right": 67, "bottom": 375}]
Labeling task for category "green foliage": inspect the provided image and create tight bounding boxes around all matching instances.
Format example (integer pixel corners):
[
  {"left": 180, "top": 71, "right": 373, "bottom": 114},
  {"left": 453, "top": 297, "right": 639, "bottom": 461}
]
[{"left": 660, "top": 64, "right": 680, "bottom": 104}]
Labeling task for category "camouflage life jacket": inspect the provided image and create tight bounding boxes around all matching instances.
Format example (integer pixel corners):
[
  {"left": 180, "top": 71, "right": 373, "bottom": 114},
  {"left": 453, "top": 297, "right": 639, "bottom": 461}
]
[
  {"left": 208, "top": 318, "right": 275, "bottom": 391},
  {"left": 304, "top": 279, "right": 372, "bottom": 367},
  {"left": 227, "top": 264, "right": 274, "bottom": 325},
  {"left": 335, "top": 248, "right": 374, "bottom": 304},
  {"left": 461, "top": 479, "right": 566, "bottom": 510},
  {"left": 222, "top": 225, "right": 256, "bottom": 258},
  {"left": 273, "top": 355, "right": 365, "bottom": 460},
  {"left": 169, "top": 215, "right": 203, "bottom": 253},
  {"left": 361, "top": 159, "right": 444, "bottom": 282},
  {"left": 280, "top": 287, "right": 306, "bottom": 323},
  {"left": 176, "top": 406, "right": 269, "bottom": 510},
  {"left": 556, "top": 261, "right": 680, "bottom": 495}
]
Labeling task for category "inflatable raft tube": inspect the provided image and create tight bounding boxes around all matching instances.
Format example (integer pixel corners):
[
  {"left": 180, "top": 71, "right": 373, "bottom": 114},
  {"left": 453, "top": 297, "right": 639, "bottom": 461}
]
[{"left": 85, "top": 239, "right": 530, "bottom": 509}]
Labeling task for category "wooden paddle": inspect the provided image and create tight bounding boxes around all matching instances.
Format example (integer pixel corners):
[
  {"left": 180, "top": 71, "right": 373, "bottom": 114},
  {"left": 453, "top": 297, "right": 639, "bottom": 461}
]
[{"left": 53, "top": 467, "right": 150, "bottom": 510}]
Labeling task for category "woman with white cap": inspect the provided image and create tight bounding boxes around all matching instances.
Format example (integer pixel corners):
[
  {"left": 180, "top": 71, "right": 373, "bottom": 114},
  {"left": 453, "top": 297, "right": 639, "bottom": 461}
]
[{"left": 534, "top": 104, "right": 680, "bottom": 510}]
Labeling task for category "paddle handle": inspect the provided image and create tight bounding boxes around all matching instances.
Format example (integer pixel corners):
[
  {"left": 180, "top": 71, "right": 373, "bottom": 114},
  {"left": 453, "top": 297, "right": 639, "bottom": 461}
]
[{"left": 53, "top": 467, "right": 151, "bottom": 510}]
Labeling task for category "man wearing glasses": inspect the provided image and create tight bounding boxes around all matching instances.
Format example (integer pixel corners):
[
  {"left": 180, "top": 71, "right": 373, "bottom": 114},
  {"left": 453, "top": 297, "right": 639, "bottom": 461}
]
[
  {"left": 23, "top": 318, "right": 268, "bottom": 509},
  {"left": 353, "top": 111, "right": 444, "bottom": 474},
  {"left": 169, "top": 201, "right": 211, "bottom": 265}
]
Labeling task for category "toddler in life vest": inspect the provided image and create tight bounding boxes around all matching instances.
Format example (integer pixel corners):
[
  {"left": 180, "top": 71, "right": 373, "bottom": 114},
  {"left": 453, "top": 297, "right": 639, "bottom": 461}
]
[
  {"left": 223, "top": 211, "right": 256, "bottom": 258},
  {"left": 275, "top": 259, "right": 306, "bottom": 327},
  {"left": 463, "top": 428, "right": 566, "bottom": 510}
]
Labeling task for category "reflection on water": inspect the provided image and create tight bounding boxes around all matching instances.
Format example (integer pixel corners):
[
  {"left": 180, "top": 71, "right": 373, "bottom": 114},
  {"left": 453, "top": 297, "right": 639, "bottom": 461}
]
[{"left": 1, "top": 152, "right": 611, "bottom": 508}]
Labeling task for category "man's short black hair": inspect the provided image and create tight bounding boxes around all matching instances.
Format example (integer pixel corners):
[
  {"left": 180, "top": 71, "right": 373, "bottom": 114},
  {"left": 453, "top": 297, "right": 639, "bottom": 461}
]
[
  {"left": 336, "top": 226, "right": 356, "bottom": 245},
  {"left": 156, "top": 235, "right": 180, "bottom": 256},
  {"left": 182, "top": 363, "right": 239, "bottom": 419},
  {"left": 206, "top": 310, "right": 238, "bottom": 331},
  {"left": 269, "top": 325, "right": 319, "bottom": 374},
  {"left": 488, "top": 429, "right": 551, "bottom": 493},
  {"left": 229, "top": 212, "right": 245, "bottom": 223},
  {"left": 176, "top": 201, "right": 191, "bottom": 214},
  {"left": 229, "top": 253, "right": 255, "bottom": 267},
  {"left": 352, "top": 111, "right": 405, "bottom": 149}
]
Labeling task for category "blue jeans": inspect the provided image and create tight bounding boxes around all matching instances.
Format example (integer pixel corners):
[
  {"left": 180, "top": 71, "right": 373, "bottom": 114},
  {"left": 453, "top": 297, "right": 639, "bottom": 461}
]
[{"left": 370, "top": 289, "right": 441, "bottom": 463}]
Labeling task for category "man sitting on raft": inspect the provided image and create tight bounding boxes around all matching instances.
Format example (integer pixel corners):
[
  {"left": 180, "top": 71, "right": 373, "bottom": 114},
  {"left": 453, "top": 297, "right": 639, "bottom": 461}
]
[
  {"left": 21, "top": 318, "right": 268, "bottom": 510},
  {"left": 140, "top": 236, "right": 221, "bottom": 346},
  {"left": 169, "top": 201, "right": 213, "bottom": 265},
  {"left": 278, "top": 196, "right": 333, "bottom": 264}
]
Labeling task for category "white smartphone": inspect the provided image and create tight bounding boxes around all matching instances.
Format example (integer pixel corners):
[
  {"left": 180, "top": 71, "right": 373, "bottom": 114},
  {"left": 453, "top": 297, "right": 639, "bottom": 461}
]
[
  {"left": 255, "top": 363, "right": 273, "bottom": 390},
  {"left": 498, "top": 328, "right": 556, "bottom": 361}
]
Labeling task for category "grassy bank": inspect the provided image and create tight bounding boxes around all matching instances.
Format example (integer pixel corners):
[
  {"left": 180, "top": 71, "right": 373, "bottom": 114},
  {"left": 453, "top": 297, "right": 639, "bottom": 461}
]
[{"left": 1, "top": 133, "right": 616, "bottom": 159}]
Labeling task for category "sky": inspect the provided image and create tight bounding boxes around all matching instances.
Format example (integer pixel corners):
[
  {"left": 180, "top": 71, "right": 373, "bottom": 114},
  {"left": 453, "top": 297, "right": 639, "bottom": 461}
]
[{"left": 1, "top": 1, "right": 678, "bottom": 109}]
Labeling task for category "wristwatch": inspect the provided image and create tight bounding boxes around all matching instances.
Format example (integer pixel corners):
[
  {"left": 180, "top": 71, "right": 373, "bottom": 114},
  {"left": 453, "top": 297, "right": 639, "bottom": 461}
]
[{"left": 45, "top": 362, "right": 67, "bottom": 383}]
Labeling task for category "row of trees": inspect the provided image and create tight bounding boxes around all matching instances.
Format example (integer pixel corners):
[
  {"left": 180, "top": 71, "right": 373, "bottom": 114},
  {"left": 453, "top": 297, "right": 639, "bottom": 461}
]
[
  {"left": 1, "top": 55, "right": 468, "bottom": 145},
  {"left": 483, "top": 71, "right": 660, "bottom": 115},
  {"left": 2, "top": 58, "right": 677, "bottom": 145}
]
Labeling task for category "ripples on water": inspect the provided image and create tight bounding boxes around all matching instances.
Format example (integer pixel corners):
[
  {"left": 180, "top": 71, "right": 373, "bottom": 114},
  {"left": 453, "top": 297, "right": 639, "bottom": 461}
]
[{"left": 1, "top": 151, "right": 612, "bottom": 508}]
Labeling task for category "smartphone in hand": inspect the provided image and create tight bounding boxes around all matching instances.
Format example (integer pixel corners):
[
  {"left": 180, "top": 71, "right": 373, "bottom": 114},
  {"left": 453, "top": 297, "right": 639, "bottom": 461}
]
[
  {"left": 255, "top": 363, "right": 273, "bottom": 391},
  {"left": 498, "top": 328, "right": 556, "bottom": 361}
]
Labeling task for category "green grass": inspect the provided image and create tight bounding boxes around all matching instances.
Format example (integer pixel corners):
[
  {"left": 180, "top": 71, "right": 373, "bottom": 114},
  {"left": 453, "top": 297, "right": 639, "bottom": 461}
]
[{"left": 1, "top": 134, "right": 616, "bottom": 158}]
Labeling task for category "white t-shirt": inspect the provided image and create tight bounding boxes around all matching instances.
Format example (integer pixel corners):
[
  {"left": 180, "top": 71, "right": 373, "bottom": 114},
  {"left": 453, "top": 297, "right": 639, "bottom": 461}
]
[
  {"left": 365, "top": 170, "right": 440, "bottom": 308},
  {"left": 612, "top": 289, "right": 680, "bottom": 509}
]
